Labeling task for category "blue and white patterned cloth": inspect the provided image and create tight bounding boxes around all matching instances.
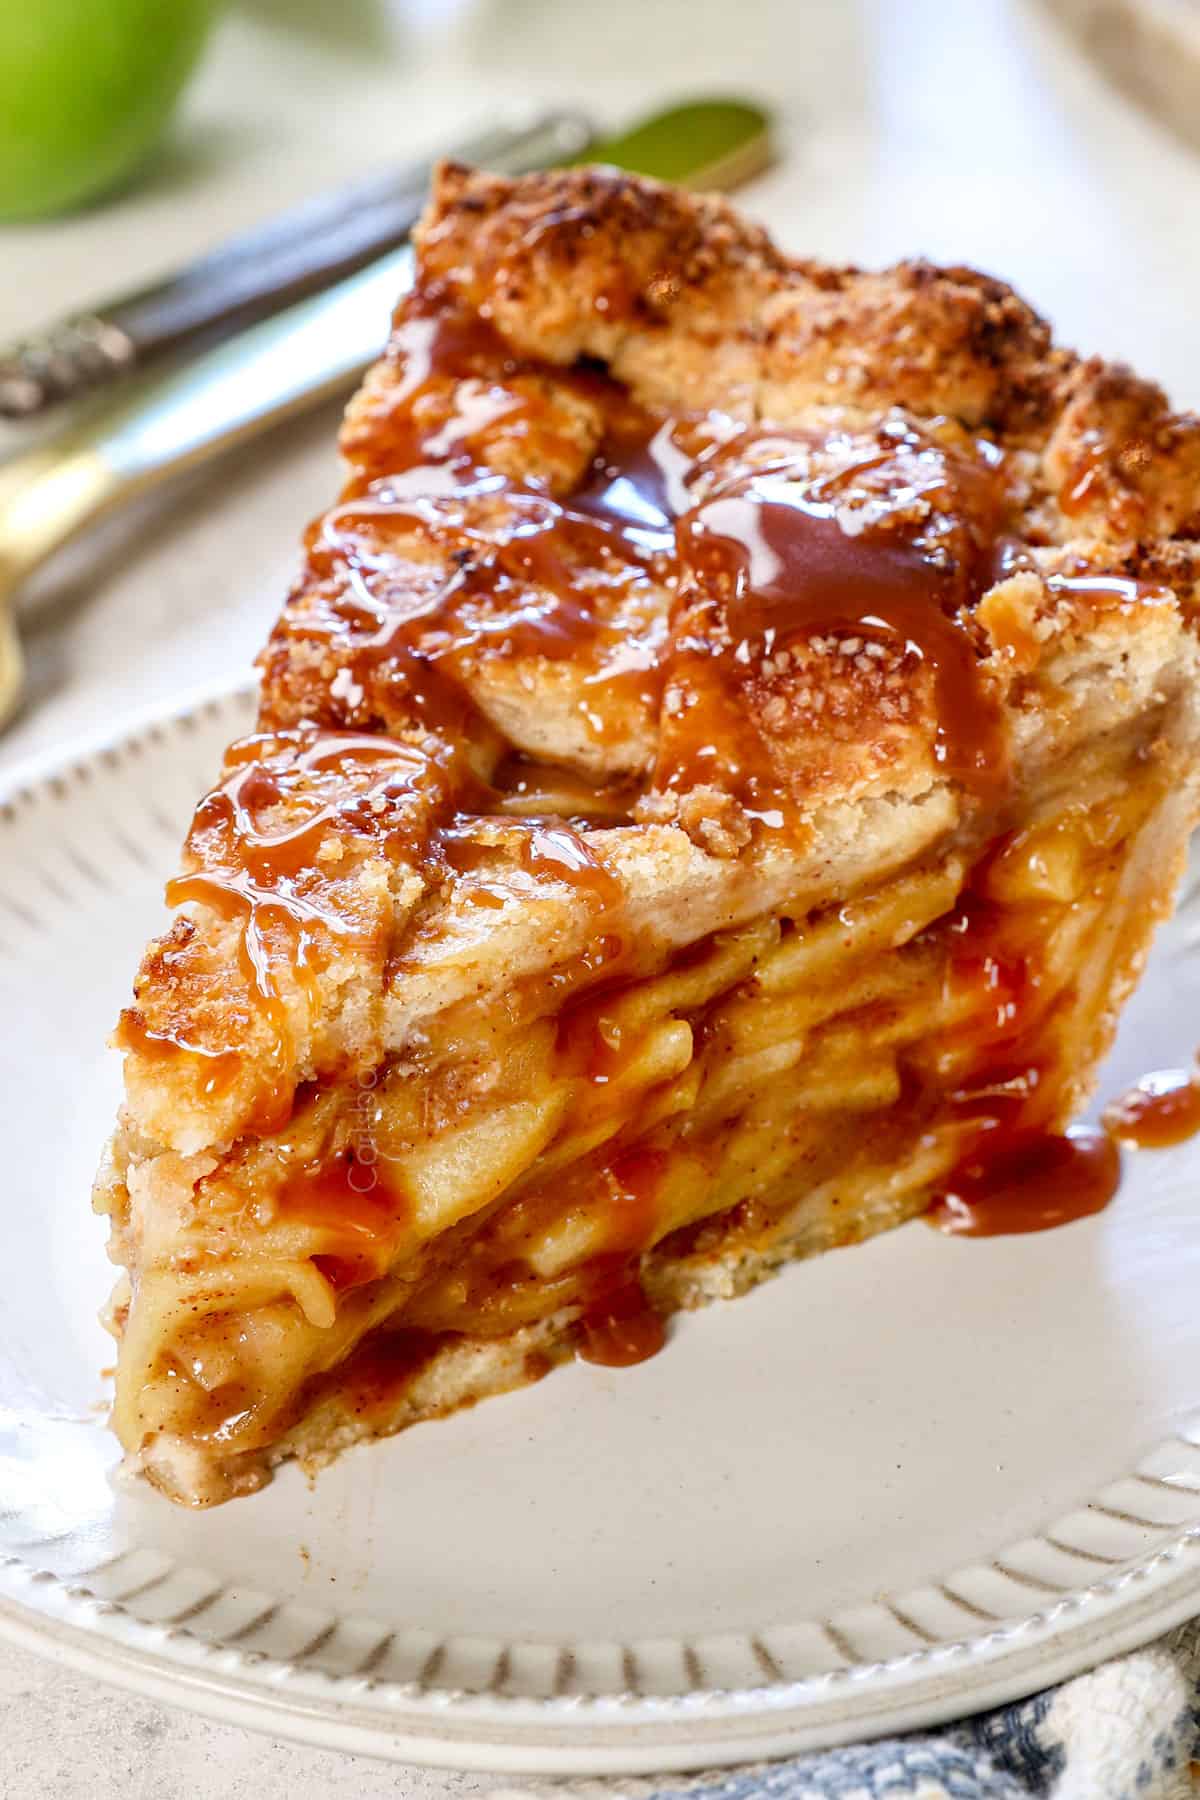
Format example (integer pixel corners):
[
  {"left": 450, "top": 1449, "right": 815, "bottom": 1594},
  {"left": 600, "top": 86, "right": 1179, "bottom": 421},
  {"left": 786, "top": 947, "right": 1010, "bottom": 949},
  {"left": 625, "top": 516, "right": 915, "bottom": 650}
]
[{"left": 494, "top": 1620, "right": 1200, "bottom": 1800}]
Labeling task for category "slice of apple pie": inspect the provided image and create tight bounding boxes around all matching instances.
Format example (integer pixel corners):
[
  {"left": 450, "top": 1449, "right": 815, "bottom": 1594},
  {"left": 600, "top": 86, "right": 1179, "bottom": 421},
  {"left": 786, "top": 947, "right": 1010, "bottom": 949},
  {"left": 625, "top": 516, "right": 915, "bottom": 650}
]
[{"left": 95, "top": 164, "right": 1200, "bottom": 1505}]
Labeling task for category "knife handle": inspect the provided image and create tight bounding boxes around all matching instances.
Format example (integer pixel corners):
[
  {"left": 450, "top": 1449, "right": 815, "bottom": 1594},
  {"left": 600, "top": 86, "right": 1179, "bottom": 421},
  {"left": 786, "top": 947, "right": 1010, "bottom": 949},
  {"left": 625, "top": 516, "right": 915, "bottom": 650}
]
[{"left": 0, "top": 111, "right": 592, "bottom": 421}]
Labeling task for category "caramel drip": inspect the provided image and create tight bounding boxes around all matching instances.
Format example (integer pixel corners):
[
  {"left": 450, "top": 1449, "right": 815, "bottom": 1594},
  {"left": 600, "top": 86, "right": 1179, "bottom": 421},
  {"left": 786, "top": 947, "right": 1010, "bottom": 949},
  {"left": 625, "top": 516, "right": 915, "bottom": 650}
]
[
  {"left": 323, "top": 300, "right": 678, "bottom": 717},
  {"left": 1048, "top": 572, "right": 1174, "bottom": 608},
  {"left": 577, "top": 1277, "right": 666, "bottom": 1367},
  {"left": 1103, "top": 1068, "right": 1200, "bottom": 1148},
  {"left": 601, "top": 1147, "right": 670, "bottom": 1251},
  {"left": 310, "top": 475, "right": 668, "bottom": 673},
  {"left": 666, "top": 420, "right": 1010, "bottom": 811},
  {"left": 306, "top": 299, "right": 1022, "bottom": 829},
  {"left": 440, "top": 814, "right": 622, "bottom": 907},
  {"left": 922, "top": 854, "right": 1124, "bottom": 1240},
  {"left": 347, "top": 305, "right": 537, "bottom": 481},
  {"left": 168, "top": 731, "right": 435, "bottom": 964},
  {"left": 992, "top": 538, "right": 1175, "bottom": 611},
  {"left": 927, "top": 1125, "right": 1120, "bottom": 1236},
  {"left": 299, "top": 303, "right": 770, "bottom": 761},
  {"left": 571, "top": 1150, "right": 670, "bottom": 1369},
  {"left": 1057, "top": 444, "right": 1110, "bottom": 518},
  {"left": 276, "top": 1151, "right": 408, "bottom": 1290},
  {"left": 116, "top": 1013, "right": 242, "bottom": 1103}
]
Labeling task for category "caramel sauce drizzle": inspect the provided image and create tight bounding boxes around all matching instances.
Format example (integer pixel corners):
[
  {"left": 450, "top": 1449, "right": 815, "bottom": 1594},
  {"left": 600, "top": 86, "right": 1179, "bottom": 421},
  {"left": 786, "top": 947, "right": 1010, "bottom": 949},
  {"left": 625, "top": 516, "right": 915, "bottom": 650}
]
[
  {"left": 117, "top": 1013, "right": 244, "bottom": 1105},
  {"left": 313, "top": 304, "right": 677, "bottom": 734},
  {"left": 310, "top": 474, "right": 667, "bottom": 671},
  {"left": 667, "top": 419, "right": 1009, "bottom": 809},
  {"left": 276, "top": 1150, "right": 408, "bottom": 1290},
  {"left": 130, "top": 281, "right": 1188, "bottom": 1313},
  {"left": 993, "top": 535, "right": 1175, "bottom": 614},
  {"left": 124, "top": 731, "right": 443, "bottom": 1129},
  {"left": 313, "top": 303, "right": 1017, "bottom": 846},
  {"left": 170, "top": 731, "right": 435, "bottom": 924},
  {"left": 440, "top": 814, "right": 622, "bottom": 909},
  {"left": 569, "top": 1151, "right": 670, "bottom": 1369},
  {"left": 1103, "top": 1068, "right": 1200, "bottom": 1149},
  {"left": 352, "top": 304, "right": 592, "bottom": 483}
]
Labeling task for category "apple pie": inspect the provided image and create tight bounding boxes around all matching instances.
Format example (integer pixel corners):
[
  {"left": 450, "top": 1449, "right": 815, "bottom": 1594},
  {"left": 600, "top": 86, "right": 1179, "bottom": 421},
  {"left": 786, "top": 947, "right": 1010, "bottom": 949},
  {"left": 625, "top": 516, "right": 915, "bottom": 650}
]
[{"left": 94, "top": 164, "right": 1200, "bottom": 1505}]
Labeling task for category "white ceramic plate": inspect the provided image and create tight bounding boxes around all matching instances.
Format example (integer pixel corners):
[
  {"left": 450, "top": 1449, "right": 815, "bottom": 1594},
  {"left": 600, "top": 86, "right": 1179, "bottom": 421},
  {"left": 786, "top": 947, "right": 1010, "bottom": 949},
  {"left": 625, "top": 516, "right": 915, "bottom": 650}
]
[{"left": 4, "top": 682, "right": 1200, "bottom": 1776}]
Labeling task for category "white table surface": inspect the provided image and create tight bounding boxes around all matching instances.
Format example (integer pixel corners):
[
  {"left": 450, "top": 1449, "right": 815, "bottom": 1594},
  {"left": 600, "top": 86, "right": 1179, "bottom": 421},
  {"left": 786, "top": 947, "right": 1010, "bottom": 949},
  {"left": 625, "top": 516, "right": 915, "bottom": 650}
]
[{"left": 1, "top": 0, "right": 1198, "bottom": 1791}]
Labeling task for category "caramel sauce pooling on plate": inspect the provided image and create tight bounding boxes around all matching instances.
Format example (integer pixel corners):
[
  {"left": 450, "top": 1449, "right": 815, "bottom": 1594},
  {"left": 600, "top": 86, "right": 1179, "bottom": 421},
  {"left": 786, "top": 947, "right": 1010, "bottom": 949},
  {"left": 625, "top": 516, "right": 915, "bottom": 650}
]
[
  {"left": 927, "top": 1125, "right": 1121, "bottom": 1237},
  {"left": 1103, "top": 1069, "right": 1200, "bottom": 1148}
]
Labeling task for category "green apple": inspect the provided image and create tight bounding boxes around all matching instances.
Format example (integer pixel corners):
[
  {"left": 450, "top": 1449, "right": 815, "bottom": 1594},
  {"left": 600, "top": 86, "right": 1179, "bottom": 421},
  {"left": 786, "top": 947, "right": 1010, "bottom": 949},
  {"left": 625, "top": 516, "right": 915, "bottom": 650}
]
[{"left": 0, "top": 0, "right": 220, "bottom": 221}]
